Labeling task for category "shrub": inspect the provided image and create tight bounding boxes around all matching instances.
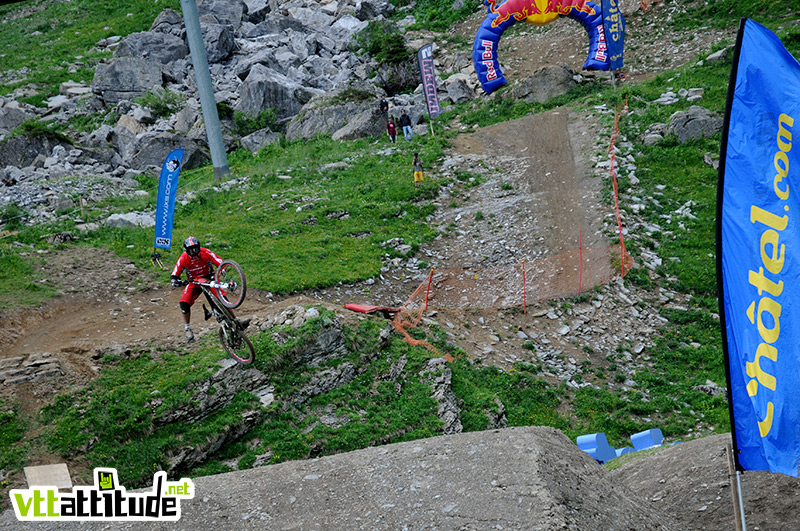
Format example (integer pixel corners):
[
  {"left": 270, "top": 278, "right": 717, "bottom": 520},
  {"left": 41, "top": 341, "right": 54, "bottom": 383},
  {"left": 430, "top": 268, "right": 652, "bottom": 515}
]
[
  {"left": 135, "top": 87, "right": 185, "bottom": 118},
  {"left": 352, "top": 21, "right": 411, "bottom": 66},
  {"left": 233, "top": 108, "right": 279, "bottom": 136},
  {"left": 11, "top": 119, "right": 71, "bottom": 143}
]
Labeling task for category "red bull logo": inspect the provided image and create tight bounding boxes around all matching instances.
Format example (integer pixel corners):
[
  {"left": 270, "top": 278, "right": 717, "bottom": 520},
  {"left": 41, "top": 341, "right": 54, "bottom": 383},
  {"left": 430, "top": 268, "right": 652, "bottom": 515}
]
[
  {"left": 488, "top": 0, "right": 596, "bottom": 28},
  {"left": 480, "top": 40, "right": 499, "bottom": 80}
]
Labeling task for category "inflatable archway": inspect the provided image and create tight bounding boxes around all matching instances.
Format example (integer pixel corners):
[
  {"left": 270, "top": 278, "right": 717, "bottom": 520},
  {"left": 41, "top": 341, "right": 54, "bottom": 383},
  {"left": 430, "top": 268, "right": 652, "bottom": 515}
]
[{"left": 473, "top": 0, "right": 624, "bottom": 94}]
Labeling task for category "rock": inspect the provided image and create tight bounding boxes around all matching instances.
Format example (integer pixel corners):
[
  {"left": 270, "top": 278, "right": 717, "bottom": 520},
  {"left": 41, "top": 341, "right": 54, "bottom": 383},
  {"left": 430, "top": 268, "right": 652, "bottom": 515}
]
[
  {"left": 200, "top": 23, "right": 238, "bottom": 63},
  {"left": 197, "top": 0, "right": 248, "bottom": 28},
  {"left": 666, "top": 105, "right": 723, "bottom": 143},
  {"left": 420, "top": 357, "right": 463, "bottom": 435},
  {"left": 511, "top": 64, "right": 577, "bottom": 104},
  {"left": 128, "top": 132, "right": 210, "bottom": 171},
  {"left": 104, "top": 212, "right": 155, "bottom": 229},
  {"left": 237, "top": 63, "right": 324, "bottom": 121},
  {"left": 332, "top": 107, "right": 387, "bottom": 141},
  {"left": 706, "top": 47, "right": 732, "bottom": 63},
  {"left": 0, "top": 134, "right": 72, "bottom": 169},
  {"left": 354, "top": 0, "right": 395, "bottom": 21},
  {"left": 149, "top": 8, "right": 185, "bottom": 38},
  {"left": 114, "top": 31, "right": 189, "bottom": 64},
  {"left": 0, "top": 98, "right": 36, "bottom": 134},
  {"left": 286, "top": 82, "right": 383, "bottom": 141},
  {"left": 443, "top": 73, "right": 474, "bottom": 104},
  {"left": 91, "top": 57, "right": 164, "bottom": 105},
  {"left": 240, "top": 127, "right": 282, "bottom": 153}
]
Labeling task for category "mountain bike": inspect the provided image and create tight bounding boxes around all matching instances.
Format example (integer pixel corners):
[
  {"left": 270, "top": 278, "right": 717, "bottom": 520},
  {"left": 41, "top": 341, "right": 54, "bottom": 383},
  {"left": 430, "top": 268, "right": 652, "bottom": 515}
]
[{"left": 179, "top": 260, "right": 255, "bottom": 365}]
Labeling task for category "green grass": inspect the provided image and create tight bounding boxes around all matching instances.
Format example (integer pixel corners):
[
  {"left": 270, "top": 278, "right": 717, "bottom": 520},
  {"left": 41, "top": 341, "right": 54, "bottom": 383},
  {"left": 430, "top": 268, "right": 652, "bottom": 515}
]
[{"left": 0, "top": 399, "right": 26, "bottom": 479}]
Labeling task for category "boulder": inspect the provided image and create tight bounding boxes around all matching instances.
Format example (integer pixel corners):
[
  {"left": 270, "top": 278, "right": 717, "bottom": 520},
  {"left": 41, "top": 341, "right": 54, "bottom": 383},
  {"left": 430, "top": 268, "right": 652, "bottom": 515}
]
[
  {"left": 0, "top": 134, "right": 72, "bottom": 169},
  {"left": 0, "top": 99, "right": 36, "bottom": 134},
  {"left": 354, "top": 0, "right": 395, "bottom": 21},
  {"left": 128, "top": 132, "right": 210, "bottom": 171},
  {"left": 114, "top": 31, "right": 189, "bottom": 64},
  {"left": 197, "top": 0, "right": 248, "bottom": 28},
  {"left": 241, "top": 127, "right": 282, "bottom": 153},
  {"left": 201, "top": 23, "right": 238, "bottom": 63},
  {"left": 150, "top": 8, "right": 185, "bottom": 38},
  {"left": 104, "top": 212, "right": 155, "bottom": 229},
  {"left": 510, "top": 63, "right": 577, "bottom": 103},
  {"left": 443, "top": 73, "right": 474, "bottom": 104},
  {"left": 237, "top": 63, "right": 324, "bottom": 121},
  {"left": 286, "top": 82, "right": 383, "bottom": 141},
  {"left": 91, "top": 57, "right": 164, "bottom": 105},
  {"left": 666, "top": 105, "right": 723, "bottom": 143},
  {"left": 332, "top": 108, "right": 387, "bottom": 141}
]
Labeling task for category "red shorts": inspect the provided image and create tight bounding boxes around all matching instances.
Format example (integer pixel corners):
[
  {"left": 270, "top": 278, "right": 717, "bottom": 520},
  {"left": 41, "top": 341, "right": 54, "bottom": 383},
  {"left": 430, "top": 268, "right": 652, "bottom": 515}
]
[{"left": 179, "top": 279, "right": 220, "bottom": 305}]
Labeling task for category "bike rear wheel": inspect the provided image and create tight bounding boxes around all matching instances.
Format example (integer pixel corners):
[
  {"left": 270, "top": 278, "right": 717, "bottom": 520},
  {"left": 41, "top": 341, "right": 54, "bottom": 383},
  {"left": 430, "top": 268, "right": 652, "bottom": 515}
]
[
  {"left": 215, "top": 260, "right": 246, "bottom": 309},
  {"left": 219, "top": 325, "right": 255, "bottom": 365}
]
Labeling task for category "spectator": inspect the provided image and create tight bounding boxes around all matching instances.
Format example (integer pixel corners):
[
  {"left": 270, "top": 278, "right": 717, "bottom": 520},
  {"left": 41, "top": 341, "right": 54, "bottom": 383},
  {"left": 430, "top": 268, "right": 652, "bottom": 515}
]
[
  {"left": 379, "top": 96, "right": 389, "bottom": 121},
  {"left": 387, "top": 117, "right": 397, "bottom": 143},
  {"left": 413, "top": 152, "right": 424, "bottom": 187},
  {"left": 399, "top": 109, "right": 413, "bottom": 141}
]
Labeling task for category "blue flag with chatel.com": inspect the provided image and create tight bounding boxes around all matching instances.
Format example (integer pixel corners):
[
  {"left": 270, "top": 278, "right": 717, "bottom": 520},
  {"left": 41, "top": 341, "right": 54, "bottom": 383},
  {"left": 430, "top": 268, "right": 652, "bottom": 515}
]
[
  {"left": 153, "top": 149, "right": 184, "bottom": 250},
  {"left": 601, "top": 0, "right": 625, "bottom": 70},
  {"left": 718, "top": 19, "right": 800, "bottom": 477}
]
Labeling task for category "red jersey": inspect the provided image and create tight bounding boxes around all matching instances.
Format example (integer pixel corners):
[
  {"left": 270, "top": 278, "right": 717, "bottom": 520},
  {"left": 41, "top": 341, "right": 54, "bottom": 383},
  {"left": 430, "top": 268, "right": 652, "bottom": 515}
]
[
  {"left": 171, "top": 247, "right": 223, "bottom": 281},
  {"left": 387, "top": 122, "right": 396, "bottom": 135}
]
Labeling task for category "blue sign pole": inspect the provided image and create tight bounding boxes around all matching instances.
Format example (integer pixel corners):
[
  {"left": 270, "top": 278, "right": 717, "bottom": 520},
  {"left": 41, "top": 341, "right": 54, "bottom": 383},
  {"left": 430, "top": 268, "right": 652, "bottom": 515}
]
[{"left": 154, "top": 149, "right": 184, "bottom": 251}]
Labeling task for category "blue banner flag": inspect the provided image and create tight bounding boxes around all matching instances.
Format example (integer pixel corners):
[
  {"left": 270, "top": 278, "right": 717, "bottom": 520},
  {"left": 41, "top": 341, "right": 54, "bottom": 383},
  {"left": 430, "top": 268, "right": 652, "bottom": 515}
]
[
  {"left": 601, "top": 0, "right": 625, "bottom": 70},
  {"left": 153, "top": 149, "right": 184, "bottom": 250},
  {"left": 718, "top": 19, "right": 800, "bottom": 477},
  {"left": 417, "top": 43, "right": 442, "bottom": 118}
]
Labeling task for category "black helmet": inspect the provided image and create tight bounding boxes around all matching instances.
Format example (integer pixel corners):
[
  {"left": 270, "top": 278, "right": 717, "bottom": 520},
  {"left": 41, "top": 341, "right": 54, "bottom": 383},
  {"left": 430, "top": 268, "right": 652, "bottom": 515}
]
[{"left": 183, "top": 236, "right": 200, "bottom": 257}]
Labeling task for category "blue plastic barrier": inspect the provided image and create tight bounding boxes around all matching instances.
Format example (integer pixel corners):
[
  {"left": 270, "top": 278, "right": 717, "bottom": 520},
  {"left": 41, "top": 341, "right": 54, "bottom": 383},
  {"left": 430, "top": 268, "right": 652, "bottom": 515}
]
[
  {"left": 630, "top": 428, "right": 664, "bottom": 451},
  {"left": 576, "top": 432, "right": 617, "bottom": 464},
  {"left": 615, "top": 446, "right": 634, "bottom": 458}
]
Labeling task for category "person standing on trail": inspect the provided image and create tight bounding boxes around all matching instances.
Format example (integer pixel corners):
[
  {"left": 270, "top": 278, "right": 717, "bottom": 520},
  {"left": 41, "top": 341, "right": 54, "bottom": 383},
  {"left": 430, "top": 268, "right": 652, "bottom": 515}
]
[
  {"left": 170, "top": 236, "right": 249, "bottom": 342},
  {"left": 387, "top": 117, "right": 397, "bottom": 143},
  {"left": 399, "top": 109, "right": 413, "bottom": 141},
  {"left": 413, "top": 152, "right": 424, "bottom": 187}
]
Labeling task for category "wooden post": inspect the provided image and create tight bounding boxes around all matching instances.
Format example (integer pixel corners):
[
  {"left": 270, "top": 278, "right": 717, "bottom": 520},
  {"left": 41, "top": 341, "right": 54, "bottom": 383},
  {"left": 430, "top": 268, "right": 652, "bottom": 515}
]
[
  {"left": 578, "top": 229, "right": 583, "bottom": 295},
  {"left": 522, "top": 258, "right": 527, "bottom": 314},
  {"left": 424, "top": 267, "right": 434, "bottom": 310}
]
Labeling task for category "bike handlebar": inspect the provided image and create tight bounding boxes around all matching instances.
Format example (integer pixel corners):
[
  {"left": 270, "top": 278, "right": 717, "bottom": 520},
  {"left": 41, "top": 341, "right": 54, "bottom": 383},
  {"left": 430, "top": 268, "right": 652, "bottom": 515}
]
[{"left": 174, "top": 278, "right": 234, "bottom": 290}]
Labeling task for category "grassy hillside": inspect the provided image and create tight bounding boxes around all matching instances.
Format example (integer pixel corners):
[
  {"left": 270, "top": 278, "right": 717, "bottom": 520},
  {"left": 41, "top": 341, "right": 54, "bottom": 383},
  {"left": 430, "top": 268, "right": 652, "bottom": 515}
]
[{"left": 2, "top": 0, "right": 800, "bottom": 495}]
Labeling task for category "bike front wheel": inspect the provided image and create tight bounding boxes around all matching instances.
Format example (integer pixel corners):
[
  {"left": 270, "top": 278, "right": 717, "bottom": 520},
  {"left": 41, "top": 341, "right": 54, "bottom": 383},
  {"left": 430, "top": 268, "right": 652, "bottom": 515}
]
[
  {"left": 215, "top": 260, "right": 246, "bottom": 309},
  {"left": 219, "top": 326, "right": 255, "bottom": 365}
]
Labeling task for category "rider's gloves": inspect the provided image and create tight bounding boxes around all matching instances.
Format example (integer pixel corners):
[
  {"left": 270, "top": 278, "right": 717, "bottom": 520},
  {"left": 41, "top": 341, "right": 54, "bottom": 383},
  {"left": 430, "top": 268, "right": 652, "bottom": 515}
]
[{"left": 171, "top": 275, "right": 182, "bottom": 287}]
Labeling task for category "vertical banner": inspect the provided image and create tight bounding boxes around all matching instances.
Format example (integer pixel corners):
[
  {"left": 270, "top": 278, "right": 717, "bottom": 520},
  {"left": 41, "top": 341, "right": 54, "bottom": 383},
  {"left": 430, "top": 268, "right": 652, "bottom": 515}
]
[
  {"left": 417, "top": 43, "right": 442, "bottom": 119},
  {"left": 601, "top": 0, "right": 625, "bottom": 70},
  {"left": 153, "top": 149, "right": 184, "bottom": 250},
  {"left": 717, "top": 18, "right": 800, "bottom": 477}
]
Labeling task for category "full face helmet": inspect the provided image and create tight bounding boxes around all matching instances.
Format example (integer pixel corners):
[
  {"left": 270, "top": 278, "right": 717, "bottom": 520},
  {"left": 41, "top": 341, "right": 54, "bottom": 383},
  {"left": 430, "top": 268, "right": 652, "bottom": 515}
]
[{"left": 183, "top": 236, "right": 201, "bottom": 258}]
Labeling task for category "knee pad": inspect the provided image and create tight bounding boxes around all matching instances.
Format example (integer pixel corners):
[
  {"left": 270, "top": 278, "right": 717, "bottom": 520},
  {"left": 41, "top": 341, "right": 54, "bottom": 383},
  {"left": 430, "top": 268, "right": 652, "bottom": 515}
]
[{"left": 179, "top": 302, "right": 191, "bottom": 314}]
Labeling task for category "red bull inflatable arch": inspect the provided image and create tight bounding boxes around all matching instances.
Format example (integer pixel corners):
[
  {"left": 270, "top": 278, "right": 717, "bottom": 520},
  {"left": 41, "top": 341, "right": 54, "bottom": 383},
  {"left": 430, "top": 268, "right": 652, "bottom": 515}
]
[{"left": 473, "top": 0, "right": 626, "bottom": 94}]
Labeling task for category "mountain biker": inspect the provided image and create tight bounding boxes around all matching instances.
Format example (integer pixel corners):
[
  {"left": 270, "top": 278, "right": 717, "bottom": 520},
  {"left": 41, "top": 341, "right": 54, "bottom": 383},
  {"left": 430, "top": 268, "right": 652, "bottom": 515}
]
[{"left": 170, "top": 236, "right": 249, "bottom": 342}]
